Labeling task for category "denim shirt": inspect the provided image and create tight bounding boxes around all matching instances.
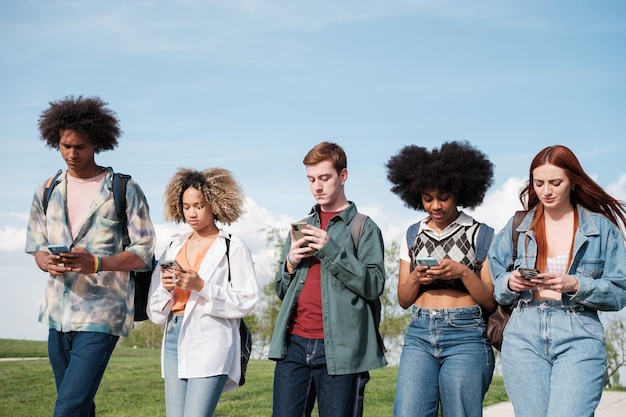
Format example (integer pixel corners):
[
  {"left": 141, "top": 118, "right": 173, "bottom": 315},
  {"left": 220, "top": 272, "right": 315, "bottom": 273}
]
[
  {"left": 25, "top": 168, "right": 156, "bottom": 337},
  {"left": 268, "top": 202, "right": 388, "bottom": 375},
  {"left": 489, "top": 205, "right": 626, "bottom": 311}
]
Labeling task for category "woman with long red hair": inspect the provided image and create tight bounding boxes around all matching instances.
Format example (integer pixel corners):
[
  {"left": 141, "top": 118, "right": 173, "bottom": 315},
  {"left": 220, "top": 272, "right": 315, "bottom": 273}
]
[{"left": 489, "top": 145, "right": 626, "bottom": 417}]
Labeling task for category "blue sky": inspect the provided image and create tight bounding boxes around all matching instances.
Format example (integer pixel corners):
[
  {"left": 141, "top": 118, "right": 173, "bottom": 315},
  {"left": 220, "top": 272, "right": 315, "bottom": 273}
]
[{"left": 1, "top": 0, "right": 625, "bottom": 341}]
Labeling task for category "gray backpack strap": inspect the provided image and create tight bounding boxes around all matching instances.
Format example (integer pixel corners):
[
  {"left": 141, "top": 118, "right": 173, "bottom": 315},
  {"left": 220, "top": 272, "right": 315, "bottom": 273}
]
[{"left": 350, "top": 213, "right": 368, "bottom": 253}]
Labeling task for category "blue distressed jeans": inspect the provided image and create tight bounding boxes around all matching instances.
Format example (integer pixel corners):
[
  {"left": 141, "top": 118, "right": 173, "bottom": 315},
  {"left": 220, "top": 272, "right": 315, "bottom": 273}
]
[
  {"left": 394, "top": 305, "right": 494, "bottom": 417},
  {"left": 502, "top": 300, "right": 606, "bottom": 417},
  {"left": 48, "top": 329, "right": 119, "bottom": 417},
  {"left": 272, "top": 334, "right": 359, "bottom": 417},
  {"left": 163, "top": 314, "right": 227, "bottom": 417}
]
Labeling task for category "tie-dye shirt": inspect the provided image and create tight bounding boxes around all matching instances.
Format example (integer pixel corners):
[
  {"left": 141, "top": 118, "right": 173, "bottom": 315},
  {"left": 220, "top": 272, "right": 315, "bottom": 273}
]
[{"left": 25, "top": 168, "right": 156, "bottom": 337}]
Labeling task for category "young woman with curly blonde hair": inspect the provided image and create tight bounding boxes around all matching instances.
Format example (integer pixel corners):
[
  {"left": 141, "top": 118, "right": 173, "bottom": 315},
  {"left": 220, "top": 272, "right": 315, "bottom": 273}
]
[{"left": 148, "top": 167, "right": 259, "bottom": 417}]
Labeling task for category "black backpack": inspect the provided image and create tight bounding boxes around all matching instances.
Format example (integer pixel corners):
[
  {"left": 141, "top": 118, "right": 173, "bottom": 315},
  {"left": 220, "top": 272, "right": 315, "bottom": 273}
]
[
  {"left": 224, "top": 234, "right": 252, "bottom": 387},
  {"left": 43, "top": 170, "right": 155, "bottom": 322}
]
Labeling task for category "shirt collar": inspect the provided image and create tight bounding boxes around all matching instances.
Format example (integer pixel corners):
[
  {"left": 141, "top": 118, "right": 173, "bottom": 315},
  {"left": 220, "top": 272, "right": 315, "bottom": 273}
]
[{"left": 420, "top": 211, "right": 473, "bottom": 233}]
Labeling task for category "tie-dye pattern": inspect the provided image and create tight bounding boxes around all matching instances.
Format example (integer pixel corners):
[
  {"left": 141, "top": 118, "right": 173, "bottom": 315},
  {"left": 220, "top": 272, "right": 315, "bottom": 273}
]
[{"left": 25, "top": 168, "right": 156, "bottom": 337}]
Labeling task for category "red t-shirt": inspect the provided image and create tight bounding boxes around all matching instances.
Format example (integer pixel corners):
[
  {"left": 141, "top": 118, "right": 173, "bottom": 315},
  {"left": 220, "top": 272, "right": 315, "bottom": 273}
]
[{"left": 290, "top": 210, "right": 341, "bottom": 339}]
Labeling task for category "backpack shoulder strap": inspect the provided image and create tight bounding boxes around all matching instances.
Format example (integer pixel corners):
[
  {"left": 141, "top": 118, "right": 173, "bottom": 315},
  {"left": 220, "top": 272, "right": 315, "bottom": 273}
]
[
  {"left": 474, "top": 223, "right": 495, "bottom": 271},
  {"left": 225, "top": 234, "right": 232, "bottom": 282},
  {"left": 511, "top": 210, "right": 527, "bottom": 261},
  {"left": 350, "top": 213, "right": 368, "bottom": 254},
  {"left": 42, "top": 170, "right": 63, "bottom": 214},
  {"left": 112, "top": 173, "right": 131, "bottom": 249},
  {"left": 406, "top": 222, "right": 420, "bottom": 250}
]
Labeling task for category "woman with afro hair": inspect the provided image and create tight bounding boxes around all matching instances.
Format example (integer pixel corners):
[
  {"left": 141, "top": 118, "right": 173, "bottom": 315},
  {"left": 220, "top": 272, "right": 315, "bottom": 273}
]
[
  {"left": 147, "top": 167, "right": 259, "bottom": 417},
  {"left": 386, "top": 141, "right": 496, "bottom": 417}
]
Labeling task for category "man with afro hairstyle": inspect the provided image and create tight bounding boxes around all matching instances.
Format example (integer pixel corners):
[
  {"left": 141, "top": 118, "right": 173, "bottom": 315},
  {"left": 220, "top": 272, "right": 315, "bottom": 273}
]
[
  {"left": 25, "top": 95, "right": 156, "bottom": 417},
  {"left": 387, "top": 141, "right": 496, "bottom": 417}
]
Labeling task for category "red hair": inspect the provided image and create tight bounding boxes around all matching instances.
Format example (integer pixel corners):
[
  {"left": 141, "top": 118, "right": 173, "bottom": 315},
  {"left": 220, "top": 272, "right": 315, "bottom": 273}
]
[{"left": 519, "top": 145, "right": 626, "bottom": 269}]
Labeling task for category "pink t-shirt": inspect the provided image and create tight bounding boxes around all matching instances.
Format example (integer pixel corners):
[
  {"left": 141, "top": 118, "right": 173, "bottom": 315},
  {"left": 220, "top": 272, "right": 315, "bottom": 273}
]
[{"left": 66, "top": 171, "right": 107, "bottom": 239}]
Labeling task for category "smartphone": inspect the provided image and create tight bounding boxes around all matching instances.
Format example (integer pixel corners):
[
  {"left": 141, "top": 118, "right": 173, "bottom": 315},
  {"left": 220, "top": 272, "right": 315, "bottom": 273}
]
[
  {"left": 291, "top": 221, "right": 310, "bottom": 247},
  {"left": 160, "top": 260, "right": 183, "bottom": 270},
  {"left": 48, "top": 244, "right": 70, "bottom": 255},
  {"left": 416, "top": 257, "right": 439, "bottom": 268},
  {"left": 519, "top": 268, "right": 540, "bottom": 280}
]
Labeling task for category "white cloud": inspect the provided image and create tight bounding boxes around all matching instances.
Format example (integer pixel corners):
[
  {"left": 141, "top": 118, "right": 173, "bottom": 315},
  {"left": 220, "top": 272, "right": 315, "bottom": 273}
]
[
  {"left": 0, "top": 225, "right": 26, "bottom": 252},
  {"left": 469, "top": 176, "right": 527, "bottom": 233},
  {"left": 607, "top": 173, "right": 626, "bottom": 202}
]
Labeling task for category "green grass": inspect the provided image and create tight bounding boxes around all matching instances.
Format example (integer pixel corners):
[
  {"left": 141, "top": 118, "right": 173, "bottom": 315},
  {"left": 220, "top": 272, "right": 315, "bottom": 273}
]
[{"left": 0, "top": 338, "right": 511, "bottom": 416}]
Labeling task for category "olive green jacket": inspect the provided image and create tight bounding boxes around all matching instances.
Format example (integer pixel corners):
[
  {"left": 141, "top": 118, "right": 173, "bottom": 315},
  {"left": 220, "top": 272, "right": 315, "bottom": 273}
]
[{"left": 268, "top": 202, "right": 387, "bottom": 375}]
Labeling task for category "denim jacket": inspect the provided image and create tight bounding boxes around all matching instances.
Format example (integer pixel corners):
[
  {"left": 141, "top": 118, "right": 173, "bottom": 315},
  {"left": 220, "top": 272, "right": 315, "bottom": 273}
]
[
  {"left": 25, "top": 168, "right": 156, "bottom": 337},
  {"left": 268, "top": 202, "right": 388, "bottom": 375},
  {"left": 489, "top": 205, "right": 626, "bottom": 311}
]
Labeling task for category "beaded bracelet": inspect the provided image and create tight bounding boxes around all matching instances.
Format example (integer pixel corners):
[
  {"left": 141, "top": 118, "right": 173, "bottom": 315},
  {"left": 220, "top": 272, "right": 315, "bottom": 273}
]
[
  {"left": 286, "top": 255, "right": 299, "bottom": 269},
  {"left": 93, "top": 256, "right": 101, "bottom": 273}
]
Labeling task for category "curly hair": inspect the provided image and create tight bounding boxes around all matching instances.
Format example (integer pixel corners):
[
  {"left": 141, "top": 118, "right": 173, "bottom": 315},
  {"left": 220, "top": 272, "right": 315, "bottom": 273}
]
[
  {"left": 37, "top": 95, "right": 121, "bottom": 153},
  {"left": 163, "top": 167, "right": 245, "bottom": 225},
  {"left": 386, "top": 140, "right": 494, "bottom": 210}
]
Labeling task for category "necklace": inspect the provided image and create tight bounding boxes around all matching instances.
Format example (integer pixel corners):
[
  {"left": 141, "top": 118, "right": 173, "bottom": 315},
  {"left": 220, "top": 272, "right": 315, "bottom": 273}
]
[{"left": 189, "top": 230, "right": 219, "bottom": 242}]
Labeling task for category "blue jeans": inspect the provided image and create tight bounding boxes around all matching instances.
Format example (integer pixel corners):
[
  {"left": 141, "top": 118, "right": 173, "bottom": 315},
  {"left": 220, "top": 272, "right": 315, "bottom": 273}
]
[
  {"left": 48, "top": 329, "right": 119, "bottom": 417},
  {"left": 394, "top": 305, "right": 494, "bottom": 417},
  {"left": 273, "top": 334, "right": 360, "bottom": 417},
  {"left": 164, "top": 314, "right": 227, "bottom": 417},
  {"left": 502, "top": 300, "right": 606, "bottom": 417}
]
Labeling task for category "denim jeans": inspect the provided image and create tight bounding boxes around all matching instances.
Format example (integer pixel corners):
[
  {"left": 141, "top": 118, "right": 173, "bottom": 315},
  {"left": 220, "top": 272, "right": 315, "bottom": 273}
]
[
  {"left": 163, "top": 314, "right": 227, "bottom": 417},
  {"left": 273, "top": 334, "right": 359, "bottom": 417},
  {"left": 502, "top": 300, "right": 606, "bottom": 417},
  {"left": 48, "top": 329, "right": 119, "bottom": 417},
  {"left": 394, "top": 305, "right": 494, "bottom": 417}
]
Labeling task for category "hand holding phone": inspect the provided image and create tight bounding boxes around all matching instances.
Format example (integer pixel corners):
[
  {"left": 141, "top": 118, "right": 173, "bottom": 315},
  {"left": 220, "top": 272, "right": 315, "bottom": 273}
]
[
  {"left": 48, "top": 244, "right": 70, "bottom": 255},
  {"left": 416, "top": 257, "right": 439, "bottom": 268},
  {"left": 161, "top": 260, "right": 184, "bottom": 271},
  {"left": 518, "top": 268, "right": 540, "bottom": 280},
  {"left": 291, "top": 222, "right": 310, "bottom": 247}
]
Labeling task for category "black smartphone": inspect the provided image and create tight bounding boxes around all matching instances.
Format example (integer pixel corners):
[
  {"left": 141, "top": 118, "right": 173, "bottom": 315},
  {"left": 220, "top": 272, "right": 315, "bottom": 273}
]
[{"left": 519, "top": 268, "right": 540, "bottom": 280}]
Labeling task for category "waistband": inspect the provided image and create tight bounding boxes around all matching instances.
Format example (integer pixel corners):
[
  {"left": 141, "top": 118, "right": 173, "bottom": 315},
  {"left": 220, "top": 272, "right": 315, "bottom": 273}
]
[
  {"left": 412, "top": 304, "right": 483, "bottom": 319},
  {"left": 516, "top": 299, "right": 595, "bottom": 313},
  {"left": 168, "top": 313, "right": 184, "bottom": 323}
]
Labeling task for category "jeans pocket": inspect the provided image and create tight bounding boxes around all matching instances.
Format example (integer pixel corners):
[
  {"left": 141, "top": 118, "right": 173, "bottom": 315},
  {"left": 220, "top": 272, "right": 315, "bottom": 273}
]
[{"left": 571, "top": 310, "right": 605, "bottom": 342}]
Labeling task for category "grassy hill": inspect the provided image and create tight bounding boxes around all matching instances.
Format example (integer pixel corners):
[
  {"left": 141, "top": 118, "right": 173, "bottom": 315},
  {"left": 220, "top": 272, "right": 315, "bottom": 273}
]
[{"left": 0, "top": 338, "right": 507, "bottom": 417}]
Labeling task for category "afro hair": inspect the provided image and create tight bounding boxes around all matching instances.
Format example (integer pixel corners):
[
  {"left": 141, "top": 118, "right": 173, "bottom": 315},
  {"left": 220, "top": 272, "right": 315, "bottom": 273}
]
[
  {"left": 386, "top": 140, "right": 494, "bottom": 211},
  {"left": 37, "top": 95, "right": 121, "bottom": 153}
]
